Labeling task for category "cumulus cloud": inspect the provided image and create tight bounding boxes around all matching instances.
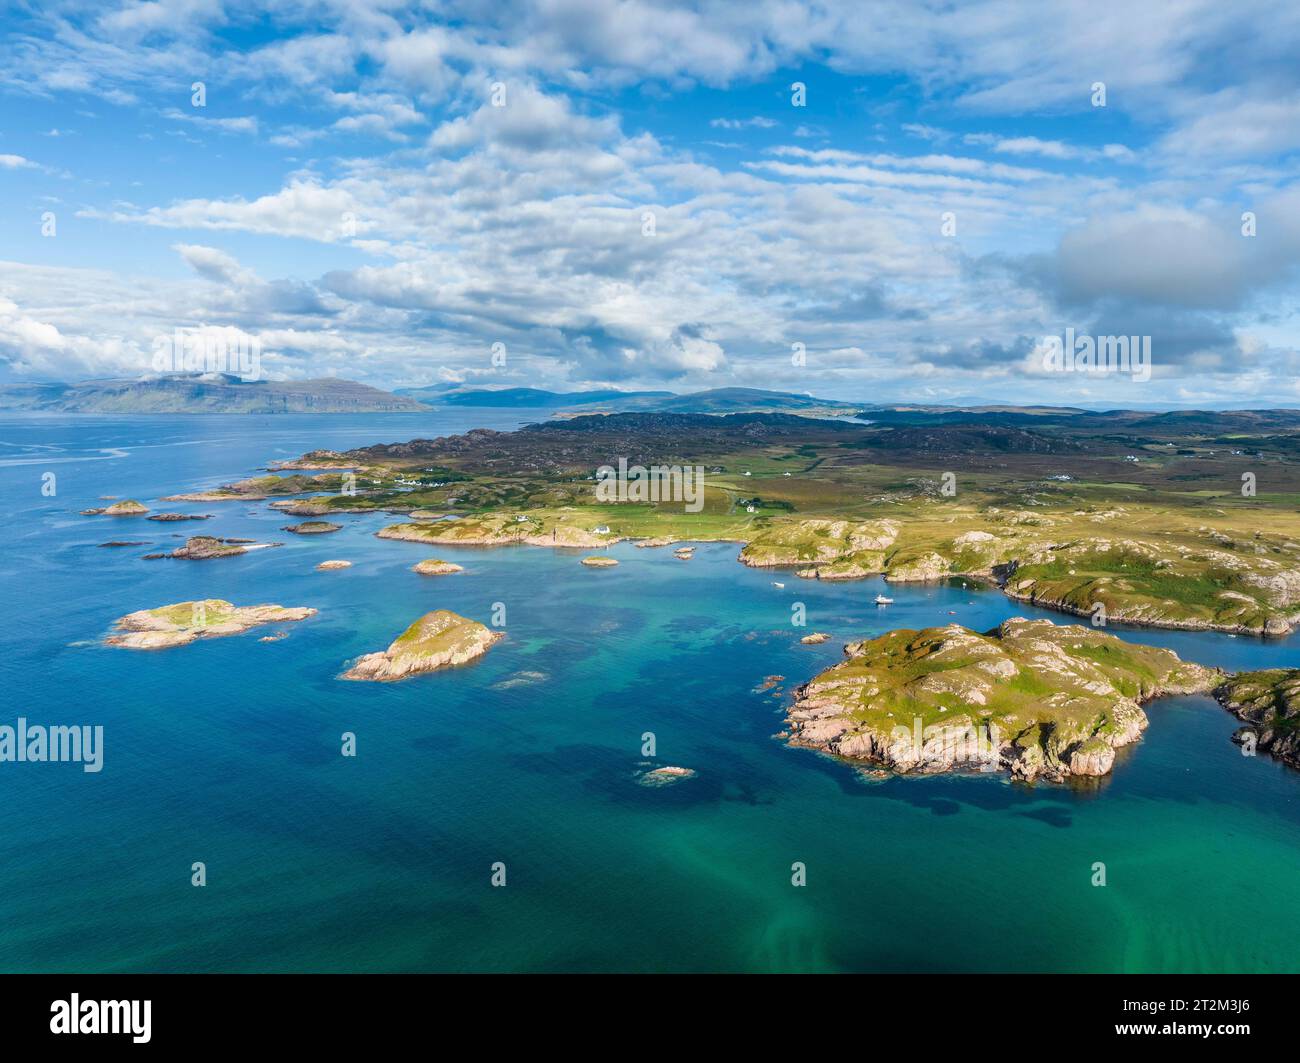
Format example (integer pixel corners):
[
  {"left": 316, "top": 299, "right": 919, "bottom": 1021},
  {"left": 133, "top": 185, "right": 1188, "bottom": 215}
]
[{"left": 0, "top": 2, "right": 1296, "bottom": 405}]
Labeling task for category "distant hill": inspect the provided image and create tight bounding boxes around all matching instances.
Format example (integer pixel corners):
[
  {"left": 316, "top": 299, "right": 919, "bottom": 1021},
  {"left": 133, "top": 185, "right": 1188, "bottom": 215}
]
[
  {"left": 397, "top": 385, "right": 673, "bottom": 408},
  {"left": 402, "top": 385, "right": 864, "bottom": 416},
  {"left": 0, "top": 374, "right": 428, "bottom": 413}
]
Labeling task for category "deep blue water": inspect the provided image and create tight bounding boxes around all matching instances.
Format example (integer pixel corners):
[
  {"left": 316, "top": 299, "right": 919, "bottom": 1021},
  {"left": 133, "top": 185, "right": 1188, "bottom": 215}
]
[{"left": 1, "top": 412, "right": 1298, "bottom": 972}]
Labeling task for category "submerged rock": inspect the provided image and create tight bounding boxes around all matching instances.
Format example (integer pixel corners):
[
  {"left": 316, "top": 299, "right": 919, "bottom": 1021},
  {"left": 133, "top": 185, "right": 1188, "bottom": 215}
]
[
  {"left": 637, "top": 765, "right": 696, "bottom": 787},
  {"left": 342, "top": 610, "right": 503, "bottom": 682}
]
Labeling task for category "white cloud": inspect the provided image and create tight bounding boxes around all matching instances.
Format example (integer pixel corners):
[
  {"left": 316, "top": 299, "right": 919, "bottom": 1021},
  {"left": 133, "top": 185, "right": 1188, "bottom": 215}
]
[
  {"left": 0, "top": 2, "right": 1297, "bottom": 403},
  {"left": 710, "top": 116, "right": 778, "bottom": 130}
]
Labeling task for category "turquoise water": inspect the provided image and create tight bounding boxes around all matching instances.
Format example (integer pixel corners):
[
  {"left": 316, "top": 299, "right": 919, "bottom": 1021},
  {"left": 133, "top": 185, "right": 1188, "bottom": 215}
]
[{"left": 1, "top": 413, "right": 1299, "bottom": 973}]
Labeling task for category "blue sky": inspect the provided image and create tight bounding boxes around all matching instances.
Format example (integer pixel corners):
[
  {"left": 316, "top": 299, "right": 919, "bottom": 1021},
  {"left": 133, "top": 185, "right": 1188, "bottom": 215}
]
[{"left": 1, "top": 1, "right": 1299, "bottom": 406}]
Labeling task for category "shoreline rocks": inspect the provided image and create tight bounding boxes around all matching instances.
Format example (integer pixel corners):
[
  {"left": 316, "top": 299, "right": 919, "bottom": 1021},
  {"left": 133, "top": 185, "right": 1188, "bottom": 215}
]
[{"left": 1214, "top": 670, "right": 1300, "bottom": 769}]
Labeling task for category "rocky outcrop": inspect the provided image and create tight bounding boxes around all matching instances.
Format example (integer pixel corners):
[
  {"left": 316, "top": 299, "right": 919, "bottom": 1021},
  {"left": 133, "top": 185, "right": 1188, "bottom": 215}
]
[
  {"left": 800, "top": 632, "right": 831, "bottom": 644},
  {"left": 147, "top": 512, "right": 212, "bottom": 522},
  {"left": 160, "top": 491, "right": 248, "bottom": 502},
  {"left": 581, "top": 555, "right": 618, "bottom": 567},
  {"left": 82, "top": 499, "right": 149, "bottom": 516},
  {"left": 884, "top": 551, "right": 953, "bottom": 583},
  {"left": 1001, "top": 538, "right": 1300, "bottom": 637},
  {"left": 785, "top": 618, "right": 1217, "bottom": 782},
  {"left": 378, "top": 516, "right": 616, "bottom": 549},
  {"left": 342, "top": 610, "right": 503, "bottom": 682},
  {"left": 107, "top": 600, "right": 316, "bottom": 649},
  {"left": 412, "top": 558, "right": 464, "bottom": 575},
  {"left": 739, "top": 519, "right": 898, "bottom": 574},
  {"left": 271, "top": 500, "right": 336, "bottom": 515},
  {"left": 1214, "top": 670, "right": 1300, "bottom": 768},
  {"left": 636, "top": 765, "right": 696, "bottom": 786},
  {"left": 269, "top": 450, "right": 363, "bottom": 470},
  {"left": 283, "top": 520, "right": 342, "bottom": 534},
  {"left": 317, "top": 559, "right": 352, "bottom": 570},
  {"left": 146, "top": 535, "right": 276, "bottom": 560}
]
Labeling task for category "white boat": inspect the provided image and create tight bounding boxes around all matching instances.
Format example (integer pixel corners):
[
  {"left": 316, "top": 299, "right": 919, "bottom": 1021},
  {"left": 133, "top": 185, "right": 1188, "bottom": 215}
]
[
  {"left": 874, "top": 594, "right": 893, "bottom": 605},
  {"left": 773, "top": 581, "right": 785, "bottom": 588}
]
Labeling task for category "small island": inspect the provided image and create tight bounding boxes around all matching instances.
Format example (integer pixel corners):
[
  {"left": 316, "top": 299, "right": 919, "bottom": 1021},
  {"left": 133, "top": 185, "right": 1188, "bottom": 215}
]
[
  {"left": 581, "top": 556, "right": 618, "bottom": 567},
  {"left": 107, "top": 599, "right": 316, "bottom": 649},
  {"left": 317, "top": 559, "right": 352, "bottom": 570},
  {"left": 147, "top": 512, "right": 212, "bottom": 522},
  {"left": 1214, "top": 670, "right": 1300, "bottom": 768},
  {"left": 412, "top": 558, "right": 464, "bottom": 575},
  {"left": 342, "top": 609, "right": 503, "bottom": 682},
  {"left": 785, "top": 618, "right": 1217, "bottom": 782},
  {"left": 282, "top": 520, "right": 343, "bottom": 534},
  {"left": 144, "top": 535, "right": 277, "bottom": 560},
  {"left": 637, "top": 765, "right": 697, "bottom": 787},
  {"left": 82, "top": 499, "right": 149, "bottom": 516}
]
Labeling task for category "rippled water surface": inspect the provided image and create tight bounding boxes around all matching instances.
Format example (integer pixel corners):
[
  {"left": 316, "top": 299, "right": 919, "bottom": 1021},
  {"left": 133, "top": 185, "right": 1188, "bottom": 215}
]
[{"left": 1, "top": 413, "right": 1298, "bottom": 972}]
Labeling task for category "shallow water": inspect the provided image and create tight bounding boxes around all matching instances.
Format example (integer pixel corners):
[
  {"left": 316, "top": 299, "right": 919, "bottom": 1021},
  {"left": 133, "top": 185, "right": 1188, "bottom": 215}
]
[{"left": 1, "top": 413, "right": 1298, "bottom": 972}]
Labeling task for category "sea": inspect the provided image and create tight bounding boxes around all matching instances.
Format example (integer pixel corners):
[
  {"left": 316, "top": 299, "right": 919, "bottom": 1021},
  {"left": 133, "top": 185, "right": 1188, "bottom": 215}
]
[{"left": 0, "top": 411, "right": 1297, "bottom": 972}]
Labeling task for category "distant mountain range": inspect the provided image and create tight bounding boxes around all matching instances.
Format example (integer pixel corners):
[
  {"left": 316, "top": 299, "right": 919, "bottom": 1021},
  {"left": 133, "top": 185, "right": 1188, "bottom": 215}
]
[
  {"left": 396, "top": 384, "right": 675, "bottom": 408},
  {"left": 0, "top": 375, "right": 875, "bottom": 415},
  {"left": 0, "top": 374, "right": 428, "bottom": 413},
  {"left": 7, "top": 376, "right": 1292, "bottom": 424},
  {"left": 399, "top": 384, "right": 866, "bottom": 415}
]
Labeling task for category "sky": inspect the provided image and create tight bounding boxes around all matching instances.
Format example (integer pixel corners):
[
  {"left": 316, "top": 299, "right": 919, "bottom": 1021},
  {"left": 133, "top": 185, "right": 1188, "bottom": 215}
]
[{"left": 1, "top": 0, "right": 1299, "bottom": 407}]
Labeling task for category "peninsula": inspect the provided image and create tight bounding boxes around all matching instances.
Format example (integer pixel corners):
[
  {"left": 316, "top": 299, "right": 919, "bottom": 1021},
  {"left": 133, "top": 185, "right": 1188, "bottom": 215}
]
[{"left": 162, "top": 407, "right": 1300, "bottom": 637}]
